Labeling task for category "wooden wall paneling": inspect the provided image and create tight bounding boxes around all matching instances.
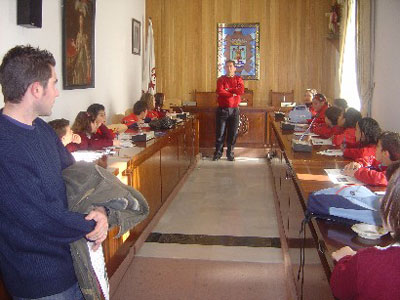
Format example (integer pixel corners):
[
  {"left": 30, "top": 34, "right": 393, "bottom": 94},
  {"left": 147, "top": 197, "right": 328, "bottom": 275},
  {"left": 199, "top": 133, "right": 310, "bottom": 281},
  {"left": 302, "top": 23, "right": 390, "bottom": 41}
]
[{"left": 146, "top": 0, "right": 338, "bottom": 107}]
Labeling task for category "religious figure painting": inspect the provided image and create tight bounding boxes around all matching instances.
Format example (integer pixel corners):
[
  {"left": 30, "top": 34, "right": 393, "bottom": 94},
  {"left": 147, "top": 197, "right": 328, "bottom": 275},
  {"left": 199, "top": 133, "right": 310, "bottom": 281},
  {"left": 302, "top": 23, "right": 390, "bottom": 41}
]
[
  {"left": 217, "top": 23, "right": 260, "bottom": 80},
  {"left": 63, "top": 0, "right": 96, "bottom": 89}
]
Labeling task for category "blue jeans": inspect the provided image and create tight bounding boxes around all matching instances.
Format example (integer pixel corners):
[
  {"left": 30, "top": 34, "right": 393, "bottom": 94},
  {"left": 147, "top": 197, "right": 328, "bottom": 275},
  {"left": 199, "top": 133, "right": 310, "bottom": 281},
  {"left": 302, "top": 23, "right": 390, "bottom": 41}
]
[{"left": 13, "top": 282, "right": 84, "bottom": 300}]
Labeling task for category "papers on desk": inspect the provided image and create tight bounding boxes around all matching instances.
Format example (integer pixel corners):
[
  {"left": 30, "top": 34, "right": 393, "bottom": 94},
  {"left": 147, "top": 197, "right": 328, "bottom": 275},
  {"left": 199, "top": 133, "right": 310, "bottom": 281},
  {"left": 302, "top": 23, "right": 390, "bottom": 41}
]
[
  {"left": 311, "top": 137, "right": 333, "bottom": 146},
  {"left": 72, "top": 150, "right": 105, "bottom": 163},
  {"left": 325, "top": 169, "right": 364, "bottom": 185},
  {"left": 317, "top": 149, "right": 343, "bottom": 156},
  {"left": 87, "top": 243, "right": 109, "bottom": 300},
  {"left": 293, "top": 132, "right": 319, "bottom": 137}
]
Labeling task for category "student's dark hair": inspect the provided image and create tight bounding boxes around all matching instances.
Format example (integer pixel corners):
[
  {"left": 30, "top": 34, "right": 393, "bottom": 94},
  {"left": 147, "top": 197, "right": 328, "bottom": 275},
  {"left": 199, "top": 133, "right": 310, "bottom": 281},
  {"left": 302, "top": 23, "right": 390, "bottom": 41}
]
[
  {"left": 343, "top": 108, "right": 362, "bottom": 128},
  {"left": 313, "top": 93, "right": 327, "bottom": 103},
  {"left": 133, "top": 100, "right": 148, "bottom": 115},
  {"left": 325, "top": 106, "right": 342, "bottom": 126},
  {"left": 380, "top": 167, "right": 400, "bottom": 241},
  {"left": 0, "top": 45, "right": 56, "bottom": 104},
  {"left": 87, "top": 103, "right": 105, "bottom": 118},
  {"left": 386, "top": 160, "right": 400, "bottom": 181},
  {"left": 155, "top": 93, "right": 165, "bottom": 109},
  {"left": 357, "top": 117, "right": 381, "bottom": 146},
  {"left": 333, "top": 98, "right": 348, "bottom": 111},
  {"left": 225, "top": 60, "right": 236, "bottom": 66},
  {"left": 48, "top": 118, "right": 70, "bottom": 139},
  {"left": 140, "top": 92, "right": 155, "bottom": 110},
  {"left": 71, "top": 111, "right": 95, "bottom": 134},
  {"left": 378, "top": 131, "right": 400, "bottom": 161}
]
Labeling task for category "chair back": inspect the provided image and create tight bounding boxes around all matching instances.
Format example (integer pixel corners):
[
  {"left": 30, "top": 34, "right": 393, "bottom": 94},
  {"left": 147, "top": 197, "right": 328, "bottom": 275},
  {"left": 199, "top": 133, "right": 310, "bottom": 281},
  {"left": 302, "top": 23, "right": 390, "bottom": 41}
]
[{"left": 270, "top": 90, "right": 294, "bottom": 107}]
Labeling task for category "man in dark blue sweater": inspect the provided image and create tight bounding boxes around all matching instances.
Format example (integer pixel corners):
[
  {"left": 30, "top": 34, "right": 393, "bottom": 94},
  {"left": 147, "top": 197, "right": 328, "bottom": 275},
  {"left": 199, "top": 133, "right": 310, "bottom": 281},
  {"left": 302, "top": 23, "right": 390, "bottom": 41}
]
[{"left": 0, "top": 46, "right": 109, "bottom": 299}]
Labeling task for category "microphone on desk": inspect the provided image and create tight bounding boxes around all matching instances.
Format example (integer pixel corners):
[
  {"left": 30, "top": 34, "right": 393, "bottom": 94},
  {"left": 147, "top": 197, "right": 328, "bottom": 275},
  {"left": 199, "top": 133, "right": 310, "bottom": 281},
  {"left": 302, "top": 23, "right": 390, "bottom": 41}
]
[{"left": 292, "top": 114, "right": 317, "bottom": 152}]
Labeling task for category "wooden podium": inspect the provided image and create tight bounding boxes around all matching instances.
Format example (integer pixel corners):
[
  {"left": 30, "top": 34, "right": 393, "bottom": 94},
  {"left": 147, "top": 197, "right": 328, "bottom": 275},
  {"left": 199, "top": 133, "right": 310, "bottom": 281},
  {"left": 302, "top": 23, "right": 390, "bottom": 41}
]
[{"left": 194, "top": 90, "right": 253, "bottom": 107}]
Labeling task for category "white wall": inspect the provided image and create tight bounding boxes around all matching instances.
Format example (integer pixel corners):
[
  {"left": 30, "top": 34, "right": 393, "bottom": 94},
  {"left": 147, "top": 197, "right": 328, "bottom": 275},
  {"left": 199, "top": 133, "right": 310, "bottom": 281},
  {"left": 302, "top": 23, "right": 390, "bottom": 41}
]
[
  {"left": 372, "top": 0, "right": 400, "bottom": 132},
  {"left": 0, "top": 0, "right": 144, "bottom": 123}
]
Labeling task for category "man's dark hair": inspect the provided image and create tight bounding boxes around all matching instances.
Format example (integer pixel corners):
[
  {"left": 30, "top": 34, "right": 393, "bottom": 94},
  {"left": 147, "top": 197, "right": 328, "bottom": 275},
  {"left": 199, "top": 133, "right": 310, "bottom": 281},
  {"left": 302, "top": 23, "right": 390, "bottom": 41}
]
[
  {"left": 333, "top": 98, "right": 348, "bottom": 111},
  {"left": 325, "top": 106, "right": 342, "bottom": 126},
  {"left": 343, "top": 108, "right": 362, "bottom": 128},
  {"left": 378, "top": 131, "right": 400, "bottom": 161},
  {"left": 133, "top": 100, "right": 148, "bottom": 115},
  {"left": 357, "top": 117, "right": 381, "bottom": 146},
  {"left": 87, "top": 103, "right": 105, "bottom": 118},
  {"left": 225, "top": 60, "right": 236, "bottom": 67},
  {"left": 0, "top": 45, "right": 56, "bottom": 103},
  {"left": 48, "top": 118, "right": 70, "bottom": 139}
]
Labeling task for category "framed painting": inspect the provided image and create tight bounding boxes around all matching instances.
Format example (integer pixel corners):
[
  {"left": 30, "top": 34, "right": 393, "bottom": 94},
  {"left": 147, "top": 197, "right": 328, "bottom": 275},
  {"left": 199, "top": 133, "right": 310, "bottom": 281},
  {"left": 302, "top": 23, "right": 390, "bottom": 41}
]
[
  {"left": 132, "top": 19, "right": 141, "bottom": 55},
  {"left": 62, "top": 0, "right": 96, "bottom": 89},
  {"left": 217, "top": 23, "right": 260, "bottom": 80}
]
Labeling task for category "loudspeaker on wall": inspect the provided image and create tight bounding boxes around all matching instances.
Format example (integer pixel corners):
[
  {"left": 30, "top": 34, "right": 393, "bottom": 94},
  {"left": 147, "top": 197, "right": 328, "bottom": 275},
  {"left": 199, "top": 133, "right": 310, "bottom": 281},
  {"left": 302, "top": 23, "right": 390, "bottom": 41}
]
[{"left": 17, "top": 0, "right": 42, "bottom": 28}]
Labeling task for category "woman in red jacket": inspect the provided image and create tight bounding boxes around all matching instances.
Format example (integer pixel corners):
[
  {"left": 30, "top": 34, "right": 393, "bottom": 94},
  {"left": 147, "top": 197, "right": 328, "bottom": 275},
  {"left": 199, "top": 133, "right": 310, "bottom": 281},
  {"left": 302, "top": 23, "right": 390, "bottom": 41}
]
[
  {"left": 342, "top": 117, "right": 381, "bottom": 160},
  {"left": 332, "top": 108, "right": 362, "bottom": 147},
  {"left": 330, "top": 165, "right": 400, "bottom": 300},
  {"left": 142, "top": 93, "right": 159, "bottom": 121}
]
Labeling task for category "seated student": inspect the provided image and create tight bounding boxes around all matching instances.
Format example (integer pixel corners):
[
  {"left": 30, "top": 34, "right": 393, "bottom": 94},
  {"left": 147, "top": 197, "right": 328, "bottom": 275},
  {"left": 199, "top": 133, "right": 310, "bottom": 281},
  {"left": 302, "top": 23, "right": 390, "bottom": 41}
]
[
  {"left": 333, "top": 98, "right": 348, "bottom": 112},
  {"left": 141, "top": 92, "right": 159, "bottom": 121},
  {"left": 48, "top": 118, "right": 81, "bottom": 147},
  {"left": 87, "top": 103, "right": 120, "bottom": 147},
  {"left": 310, "top": 93, "right": 329, "bottom": 123},
  {"left": 342, "top": 117, "right": 381, "bottom": 160},
  {"left": 303, "top": 88, "right": 316, "bottom": 108},
  {"left": 121, "top": 100, "right": 148, "bottom": 128},
  {"left": 154, "top": 92, "right": 169, "bottom": 118},
  {"left": 312, "top": 106, "right": 343, "bottom": 138},
  {"left": 330, "top": 165, "right": 400, "bottom": 300},
  {"left": 332, "top": 108, "right": 362, "bottom": 147},
  {"left": 343, "top": 131, "right": 400, "bottom": 186},
  {"left": 67, "top": 111, "right": 98, "bottom": 152}
]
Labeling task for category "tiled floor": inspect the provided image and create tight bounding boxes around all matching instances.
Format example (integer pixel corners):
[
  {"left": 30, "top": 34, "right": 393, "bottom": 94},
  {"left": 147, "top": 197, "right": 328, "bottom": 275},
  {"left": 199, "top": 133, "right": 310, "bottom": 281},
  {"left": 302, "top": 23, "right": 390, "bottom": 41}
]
[{"left": 113, "top": 158, "right": 288, "bottom": 299}]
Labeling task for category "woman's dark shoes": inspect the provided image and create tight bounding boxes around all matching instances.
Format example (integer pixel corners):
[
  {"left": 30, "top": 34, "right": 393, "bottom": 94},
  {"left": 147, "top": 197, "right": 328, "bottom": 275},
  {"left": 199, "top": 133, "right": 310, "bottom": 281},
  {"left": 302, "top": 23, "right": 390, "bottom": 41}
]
[{"left": 227, "top": 153, "right": 235, "bottom": 161}]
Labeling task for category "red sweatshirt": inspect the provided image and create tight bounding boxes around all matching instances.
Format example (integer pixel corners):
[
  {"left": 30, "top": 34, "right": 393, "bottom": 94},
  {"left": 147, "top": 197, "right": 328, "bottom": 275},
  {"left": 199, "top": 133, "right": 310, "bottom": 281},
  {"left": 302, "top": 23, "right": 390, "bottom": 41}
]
[
  {"left": 312, "top": 124, "right": 344, "bottom": 139},
  {"left": 332, "top": 127, "right": 357, "bottom": 148},
  {"left": 146, "top": 110, "right": 159, "bottom": 120},
  {"left": 121, "top": 113, "right": 140, "bottom": 127},
  {"left": 343, "top": 144, "right": 376, "bottom": 161},
  {"left": 216, "top": 75, "right": 244, "bottom": 108},
  {"left": 66, "top": 133, "right": 90, "bottom": 152},
  {"left": 93, "top": 123, "right": 115, "bottom": 140},
  {"left": 330, "top": 244, "right": 400, "bottom": 300},
  {"left": 313, "top": 103, "right": 329, "bottom": 124},
  {"left": 353, "top": 157, "right": 388, "bottom": 186}
]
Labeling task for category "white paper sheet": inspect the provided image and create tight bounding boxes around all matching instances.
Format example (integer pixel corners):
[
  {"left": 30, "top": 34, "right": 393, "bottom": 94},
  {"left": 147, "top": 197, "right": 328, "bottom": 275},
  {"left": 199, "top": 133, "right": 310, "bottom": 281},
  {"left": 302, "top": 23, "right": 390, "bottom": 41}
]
[
  {"left": 87, "top": 243, "right": 110, "bottom": 300},
  {"left": 311, "top": 137, "right": 333, "bottom": 146},
  {"left": 324, "top": 169, "right": 364, "bottom": 185},
  {"left": 317, "top": 149, "right": 343, "bottom": 156}
]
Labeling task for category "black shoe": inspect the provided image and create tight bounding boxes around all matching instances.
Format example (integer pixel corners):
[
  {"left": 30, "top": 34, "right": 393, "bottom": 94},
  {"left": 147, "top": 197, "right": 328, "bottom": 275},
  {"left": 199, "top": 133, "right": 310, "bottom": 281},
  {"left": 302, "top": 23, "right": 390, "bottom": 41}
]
[
  {"left": 213, "top": 153, "right": 221, "bottom": 161},
  {"left": 227, "top": 154, "right": 235, "bottom": 161}
]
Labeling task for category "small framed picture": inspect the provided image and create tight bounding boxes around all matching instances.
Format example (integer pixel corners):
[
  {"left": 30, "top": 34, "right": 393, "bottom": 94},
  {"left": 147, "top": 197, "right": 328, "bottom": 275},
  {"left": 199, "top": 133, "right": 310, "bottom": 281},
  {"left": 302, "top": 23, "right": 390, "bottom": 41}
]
[{"left": 132, "top": 19, "right": 141, "bottom": 55}]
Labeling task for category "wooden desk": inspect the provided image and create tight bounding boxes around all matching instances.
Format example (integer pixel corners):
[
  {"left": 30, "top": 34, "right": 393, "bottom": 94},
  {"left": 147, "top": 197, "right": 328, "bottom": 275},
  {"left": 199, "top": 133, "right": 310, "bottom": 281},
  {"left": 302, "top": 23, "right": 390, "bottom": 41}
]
[
  {"left": 0, "top": 117, "right": 199, "bottom": 299},
  {"left": 268, "top": 113, "right": 389, "bottom": 299},
  {"left": 174, "top": 106, "right": 280, "bottom": 154}
]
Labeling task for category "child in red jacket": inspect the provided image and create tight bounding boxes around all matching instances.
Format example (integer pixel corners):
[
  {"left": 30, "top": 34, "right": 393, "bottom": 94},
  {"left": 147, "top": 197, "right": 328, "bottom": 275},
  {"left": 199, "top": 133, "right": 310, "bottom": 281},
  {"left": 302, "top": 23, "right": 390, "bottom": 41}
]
[
  {"left": 343, "top": 131, "right": 400, "bottom": 186},
  {"left": 48, "top": 118, "right": 82, "bottom": 148},
  {"left": 67, "top": 111, "right": 99, "bottom": 152},
  {"left": 154, "top": 93, "right": 169, "bottom": 118},
  {"left": 332, "top": 108, "right": 362, "bottom": 147},
  {"left": 310, "top": 93, "right": 329, "bottom": 124},
  {"left": 342, "top": 117, "right": 381, "bottom": 160},
  {"left": 312, "top": 106, "right": 343, "bottom": 138},
  {"left": 87, "top": 103, "right": 120, "bottom": 148},
  {"left": 121, "top": 100, "right": 148, "bottom": 128},
  {"left": 330, "top": 165, "right": 400, "bottom": 300}
]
